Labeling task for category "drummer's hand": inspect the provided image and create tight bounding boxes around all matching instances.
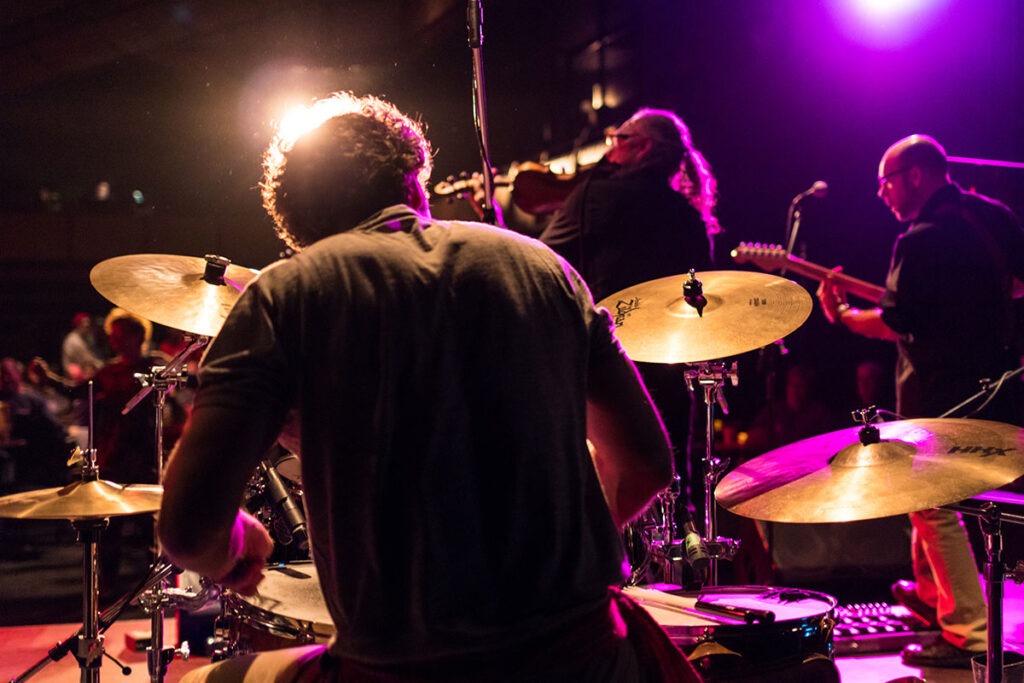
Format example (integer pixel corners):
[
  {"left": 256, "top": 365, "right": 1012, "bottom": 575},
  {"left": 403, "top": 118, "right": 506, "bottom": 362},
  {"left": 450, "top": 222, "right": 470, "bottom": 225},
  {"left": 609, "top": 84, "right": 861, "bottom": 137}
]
[
  {"left": 212, "top": 510, "right": 274, "bottom": 596},
  {"left": 816, "top": 268, "right": 848, "bottom": 324}
]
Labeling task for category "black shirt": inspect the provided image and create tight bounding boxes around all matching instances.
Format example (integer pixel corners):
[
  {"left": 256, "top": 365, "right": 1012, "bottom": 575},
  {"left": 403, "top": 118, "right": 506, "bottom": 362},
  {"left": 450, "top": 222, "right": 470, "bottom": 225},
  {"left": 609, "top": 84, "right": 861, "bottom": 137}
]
[{"left": 880, "top": 183, "right": 1024, "bottom": 420}]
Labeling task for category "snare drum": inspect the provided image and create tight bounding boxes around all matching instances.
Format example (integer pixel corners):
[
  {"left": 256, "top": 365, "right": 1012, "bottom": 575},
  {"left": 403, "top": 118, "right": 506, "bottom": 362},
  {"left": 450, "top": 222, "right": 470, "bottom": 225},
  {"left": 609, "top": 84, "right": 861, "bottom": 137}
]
[
  {"left": 625, "top": 584, "right": 838, "bottom": 681},
  {"left": 222, "top": 562, "right": 334, "bottom": 654}
]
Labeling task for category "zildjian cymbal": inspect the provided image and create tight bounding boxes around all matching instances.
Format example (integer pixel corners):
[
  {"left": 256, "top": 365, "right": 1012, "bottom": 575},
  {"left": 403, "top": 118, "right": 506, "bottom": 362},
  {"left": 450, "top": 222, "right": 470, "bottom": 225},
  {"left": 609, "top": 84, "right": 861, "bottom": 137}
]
[
  {"left": 0, "top": 479, "right": 163, "bottom": 520},
  {"left": 715, "top": 418, "right": 1024, "bottom": 523},
  {"left": 596, "top": 271, "right": 812, "bottom": 364},
  {"left": 90, "top": 253, "right": 259, "bottom": 337}
]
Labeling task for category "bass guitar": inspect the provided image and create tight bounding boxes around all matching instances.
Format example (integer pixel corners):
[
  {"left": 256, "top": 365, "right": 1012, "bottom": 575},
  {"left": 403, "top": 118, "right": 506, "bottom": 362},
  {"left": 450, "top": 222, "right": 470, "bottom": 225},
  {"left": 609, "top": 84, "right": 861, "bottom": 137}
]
[{"left": 730, "top": 242, "right": 884, "bottom": 304}]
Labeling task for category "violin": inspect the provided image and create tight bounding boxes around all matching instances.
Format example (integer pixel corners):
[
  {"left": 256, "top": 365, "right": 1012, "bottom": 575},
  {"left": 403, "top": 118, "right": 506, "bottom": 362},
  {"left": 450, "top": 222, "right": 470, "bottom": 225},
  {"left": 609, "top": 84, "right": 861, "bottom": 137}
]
[
  {"left": 433, "top": 161, "right": 593, "bottom": 218},
  {"left": 509, "top": 161, "right": 591, "bottom": 215}
]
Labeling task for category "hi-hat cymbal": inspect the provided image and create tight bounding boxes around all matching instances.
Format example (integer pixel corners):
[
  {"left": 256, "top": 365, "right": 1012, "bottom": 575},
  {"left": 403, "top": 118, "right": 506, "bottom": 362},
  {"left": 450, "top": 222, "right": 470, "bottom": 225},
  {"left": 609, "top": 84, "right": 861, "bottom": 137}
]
[
  {"left": 715, "top": 418, "right": 1024, "bottom": 523},
  {"left": 596, "top": 271, "right": 812, "bottom": 364},
  {"left": 0, "top": 479, "right": 163, "bottom": 520},
  {"left": 90, "top": 254, "right": 259, "bottom": 337}
]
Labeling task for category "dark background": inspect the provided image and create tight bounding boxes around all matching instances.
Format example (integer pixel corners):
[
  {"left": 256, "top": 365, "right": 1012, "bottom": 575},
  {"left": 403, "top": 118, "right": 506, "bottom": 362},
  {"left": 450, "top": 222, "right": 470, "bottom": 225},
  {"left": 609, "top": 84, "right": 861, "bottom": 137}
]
[{"left": 1, "top": 0, "right": 1022, "bottom": 423}]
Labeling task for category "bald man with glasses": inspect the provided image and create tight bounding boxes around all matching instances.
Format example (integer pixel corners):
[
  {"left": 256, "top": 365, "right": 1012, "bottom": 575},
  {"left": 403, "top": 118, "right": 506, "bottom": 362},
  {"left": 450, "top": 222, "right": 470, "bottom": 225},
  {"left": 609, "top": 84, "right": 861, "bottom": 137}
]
[{"left": 818, "top": 134, "right": 1024, "bottom": 668}]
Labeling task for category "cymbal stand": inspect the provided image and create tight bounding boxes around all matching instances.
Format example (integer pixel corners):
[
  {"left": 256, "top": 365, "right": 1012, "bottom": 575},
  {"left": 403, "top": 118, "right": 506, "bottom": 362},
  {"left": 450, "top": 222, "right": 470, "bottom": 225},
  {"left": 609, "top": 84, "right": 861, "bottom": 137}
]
[
  {"left": 121, "top": 335, "right": 209, "bottom": 683},
  {"left": 11, "top": 385, "right": 127, "bottom": 683},
  {"left": 944, "top": 500, "right": 1024, "bottom": 683},
  {"left": 684, "top": 361, "right": 741, "bottom": 586},
  {"left": 10, "top": 559, "right": 202, "bottom": 682}
]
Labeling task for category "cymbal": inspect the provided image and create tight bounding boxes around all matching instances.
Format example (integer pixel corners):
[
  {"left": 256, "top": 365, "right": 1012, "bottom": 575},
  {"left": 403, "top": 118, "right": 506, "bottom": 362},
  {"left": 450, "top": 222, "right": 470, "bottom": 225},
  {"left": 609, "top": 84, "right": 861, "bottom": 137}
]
[
  {"left": 90, "top": 254, "right": 259, "bottom": 337},
  {"left": 715, "top": 418, "right": 1024, "bottom": 523},
  {"left": 0, "top": 479, "right": 163, "bottom": 520},
  {"left": 596, "top": 271, "right": 812, "bottom": 364}
]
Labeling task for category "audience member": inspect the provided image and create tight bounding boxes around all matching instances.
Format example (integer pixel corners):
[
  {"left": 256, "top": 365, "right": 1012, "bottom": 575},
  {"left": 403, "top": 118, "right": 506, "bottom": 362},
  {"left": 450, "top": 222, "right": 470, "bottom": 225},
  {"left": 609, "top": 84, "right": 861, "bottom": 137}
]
[
  {"left": 0, "top": 357, "right": 72, "bottom": 492},
  {"left": 61, "top": 312, "right": 105, "bottom": 382},
  {"left": 744, "top": 362, "right": 843, "bottom": 457}
]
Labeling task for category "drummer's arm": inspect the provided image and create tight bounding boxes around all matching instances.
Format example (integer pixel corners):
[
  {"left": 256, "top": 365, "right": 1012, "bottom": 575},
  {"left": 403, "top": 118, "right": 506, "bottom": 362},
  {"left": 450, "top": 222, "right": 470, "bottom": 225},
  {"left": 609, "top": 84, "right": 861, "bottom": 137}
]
[
  {"left": 157, "top": 404, "right": 276, "bottom": 593},
  {"left": 586, "top": 349, "right": 674, "bottom": 529}
]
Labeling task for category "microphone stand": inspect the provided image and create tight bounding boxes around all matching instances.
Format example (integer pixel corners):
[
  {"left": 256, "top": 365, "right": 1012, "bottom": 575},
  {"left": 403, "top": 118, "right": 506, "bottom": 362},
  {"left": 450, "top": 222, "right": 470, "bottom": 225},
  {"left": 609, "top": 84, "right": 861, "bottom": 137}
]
[
  {"left": 467, "top": 0, "right": 498, "bottom": 226},
  {"left": 782, "top": 199, "right": 804, "bottom": 277}
]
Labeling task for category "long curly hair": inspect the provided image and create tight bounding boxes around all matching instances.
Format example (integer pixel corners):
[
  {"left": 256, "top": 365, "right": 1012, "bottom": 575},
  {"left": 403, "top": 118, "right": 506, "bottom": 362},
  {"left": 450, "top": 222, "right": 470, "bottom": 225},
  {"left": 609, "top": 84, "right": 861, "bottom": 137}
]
[
  {"left": 626, "top": 108, "right": 721, "bottom": 236},
  {"left": 260, "top": 92, "right": 433, "bottom": 251}
]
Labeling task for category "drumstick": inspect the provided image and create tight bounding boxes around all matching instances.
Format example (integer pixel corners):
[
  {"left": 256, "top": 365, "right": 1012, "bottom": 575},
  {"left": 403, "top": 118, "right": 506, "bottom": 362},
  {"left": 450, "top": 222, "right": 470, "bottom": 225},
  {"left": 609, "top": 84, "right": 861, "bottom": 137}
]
[
  {"left": 624, "top": 586, "right": 745, "bottom": 625},
  {"left": 693, "top": 599, "right": 775, "bottom": 625}
]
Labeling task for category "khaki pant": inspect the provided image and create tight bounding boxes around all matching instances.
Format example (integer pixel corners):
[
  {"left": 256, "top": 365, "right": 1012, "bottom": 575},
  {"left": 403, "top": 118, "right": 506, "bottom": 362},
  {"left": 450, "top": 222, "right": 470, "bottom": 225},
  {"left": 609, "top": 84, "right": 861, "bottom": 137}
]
[{"left": 909, "top": 507, "right": 987, "bottom": 651}]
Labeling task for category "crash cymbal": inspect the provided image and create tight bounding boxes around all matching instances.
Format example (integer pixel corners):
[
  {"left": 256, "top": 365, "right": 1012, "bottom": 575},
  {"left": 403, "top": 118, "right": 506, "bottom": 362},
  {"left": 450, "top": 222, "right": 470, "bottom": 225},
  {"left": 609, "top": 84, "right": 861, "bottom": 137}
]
[
  {"left": 715, "top": 418, "right": 1024, "bottom": 523},
  {"left": 596, "top": 271, "right": 812, "bottom": 364},
  {"left": 0, "top": 479, "right": 163, "bottom": 520},
  {"left": 90, "top": 254, "right": 259, "bottom": 337}
]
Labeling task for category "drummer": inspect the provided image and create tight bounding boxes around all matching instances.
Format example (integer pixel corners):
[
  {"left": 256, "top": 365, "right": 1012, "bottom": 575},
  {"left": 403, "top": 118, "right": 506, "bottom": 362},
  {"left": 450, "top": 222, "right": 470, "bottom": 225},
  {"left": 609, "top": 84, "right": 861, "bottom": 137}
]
[
  {"left": 818, "top": 134, "right": 1024, "bottom": 669},
  {"left": 157, "top": 91, "right": 701, "bottom": 682},
  {"left": 540, "top": 107, "right": 720, "bottom": 546}
]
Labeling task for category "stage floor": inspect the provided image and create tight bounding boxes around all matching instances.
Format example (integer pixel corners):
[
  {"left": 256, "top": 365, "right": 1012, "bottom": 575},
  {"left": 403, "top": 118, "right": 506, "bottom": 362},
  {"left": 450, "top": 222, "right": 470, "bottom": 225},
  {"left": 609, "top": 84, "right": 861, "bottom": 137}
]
[
  {"left": 2, "top": 598, "right": 1022, "bottom": 682},
  {"left": 3, "top": 519, "right": 1024, "bottom": 682}
]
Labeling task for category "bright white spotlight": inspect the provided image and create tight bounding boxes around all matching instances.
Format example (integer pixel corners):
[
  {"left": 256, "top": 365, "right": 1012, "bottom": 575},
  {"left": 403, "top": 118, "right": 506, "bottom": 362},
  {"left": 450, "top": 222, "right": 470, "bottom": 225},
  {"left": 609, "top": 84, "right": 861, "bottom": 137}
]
[
  {"left": 828, "top": 0, "right": 951, "bottom": 47},
  {"left": 276, "top": 104, "right": 324, "bottom": 144}
]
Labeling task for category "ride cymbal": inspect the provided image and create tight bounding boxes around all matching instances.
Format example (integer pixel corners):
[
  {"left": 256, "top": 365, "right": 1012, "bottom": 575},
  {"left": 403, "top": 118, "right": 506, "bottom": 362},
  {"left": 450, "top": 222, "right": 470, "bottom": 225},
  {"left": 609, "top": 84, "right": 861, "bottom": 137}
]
[
  {"left": 597, "top": 271, "right": 812, "bottom": 364},
  {"left": 715, "top": 418, "right": 1024, "bottom": 523},
  {"left": 90, "top": 253, "right": 259, "bottom": 337},
  {"left": 0, "top": 479, "right": 163, "bottom": 520}
]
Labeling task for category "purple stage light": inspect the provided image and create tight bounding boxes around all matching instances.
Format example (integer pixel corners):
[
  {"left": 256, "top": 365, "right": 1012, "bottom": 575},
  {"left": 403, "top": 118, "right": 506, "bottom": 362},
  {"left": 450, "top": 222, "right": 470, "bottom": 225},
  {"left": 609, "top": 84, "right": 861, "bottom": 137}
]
[{"left": 826, "top": 0, "right": 953, "bottom": 48}]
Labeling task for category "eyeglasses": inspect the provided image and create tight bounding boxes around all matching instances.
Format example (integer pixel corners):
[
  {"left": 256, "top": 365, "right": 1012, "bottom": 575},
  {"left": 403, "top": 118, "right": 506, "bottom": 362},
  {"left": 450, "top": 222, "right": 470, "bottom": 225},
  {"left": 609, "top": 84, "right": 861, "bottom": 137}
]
[
  {"left": 877, "top": 167, "right": 911, "bottom": 189},
  {"left": 605, "top": 132, "right": 636, "bottom": 147}
]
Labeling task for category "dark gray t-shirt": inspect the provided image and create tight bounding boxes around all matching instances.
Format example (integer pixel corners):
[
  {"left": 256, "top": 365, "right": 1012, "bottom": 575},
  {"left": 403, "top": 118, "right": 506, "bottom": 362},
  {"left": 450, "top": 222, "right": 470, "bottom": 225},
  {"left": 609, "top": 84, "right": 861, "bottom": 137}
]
[{"left": 196, "top": 205, "right": 627, "bottom": 665}]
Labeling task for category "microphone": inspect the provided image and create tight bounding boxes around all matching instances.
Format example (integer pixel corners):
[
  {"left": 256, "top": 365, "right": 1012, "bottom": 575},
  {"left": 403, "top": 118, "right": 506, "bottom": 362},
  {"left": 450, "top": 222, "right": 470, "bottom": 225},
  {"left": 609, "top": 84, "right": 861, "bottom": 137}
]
[
  {"left": 259, "top": 460, "right": 309, "bottom": 551},
  {"left": 791, "top": 180, "right": 828, "bottom": 205},
  {"left": 681, "top": 521, "right": 709, "bottom": 584}
]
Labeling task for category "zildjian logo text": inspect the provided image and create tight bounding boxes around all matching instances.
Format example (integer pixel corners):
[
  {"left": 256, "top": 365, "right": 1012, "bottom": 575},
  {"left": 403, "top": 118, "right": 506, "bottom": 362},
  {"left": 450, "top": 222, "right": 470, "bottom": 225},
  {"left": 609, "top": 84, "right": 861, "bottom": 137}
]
[{"left": 612, "top": 298, "right": 641, "bottom": 327}]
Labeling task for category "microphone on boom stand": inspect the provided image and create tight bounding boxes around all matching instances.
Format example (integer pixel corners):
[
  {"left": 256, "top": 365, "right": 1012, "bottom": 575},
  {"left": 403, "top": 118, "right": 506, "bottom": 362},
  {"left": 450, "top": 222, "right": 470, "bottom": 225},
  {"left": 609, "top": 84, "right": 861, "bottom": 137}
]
[{"left": 466, "top": 0, "right": 499, "bottom": 226}]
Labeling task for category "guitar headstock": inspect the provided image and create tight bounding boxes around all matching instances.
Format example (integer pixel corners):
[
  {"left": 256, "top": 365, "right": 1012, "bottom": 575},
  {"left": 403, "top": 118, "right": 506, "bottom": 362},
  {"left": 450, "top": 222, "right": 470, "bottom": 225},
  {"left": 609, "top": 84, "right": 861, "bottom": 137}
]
[{"left": 730, "top": 242, "right": 789, "bottom": 272}]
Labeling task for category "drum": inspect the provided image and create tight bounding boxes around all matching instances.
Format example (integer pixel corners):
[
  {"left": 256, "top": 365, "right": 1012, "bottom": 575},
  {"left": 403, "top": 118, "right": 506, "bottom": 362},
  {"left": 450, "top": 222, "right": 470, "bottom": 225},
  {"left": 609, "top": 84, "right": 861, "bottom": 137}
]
[
  {"left": 222, "top": 562, "right": 334, "bottom": 654},
  {"left": 625, "top": 584, "right": 838, "bottom": 681}
]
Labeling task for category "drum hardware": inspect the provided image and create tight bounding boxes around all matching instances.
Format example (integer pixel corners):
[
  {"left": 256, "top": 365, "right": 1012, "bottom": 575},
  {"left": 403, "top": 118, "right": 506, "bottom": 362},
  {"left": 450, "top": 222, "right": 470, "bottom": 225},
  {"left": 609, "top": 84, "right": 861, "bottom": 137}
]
[
  {"left": 684, "top": 360, "right": 741, "bottom": 586},
  {"left": 716, "top": 418, "right": 1024, "bottom": 683},
  {"left": 598, "top": 270, "right": 812, "bottom": 587},
  {"left": 595, "top": 270, "right": 813, "bottom": 365},
  {"left": 117, "top": 335, "right": 210, "bottom": 683},
  {"left": 0, "top": 383, "right": 168, "bottom": 683},
  {"left": 626, "top": 473, "right": 695, "bottom": 586},
  {"left": 624, "top": 584, "right": 838, "bottom": 680},
  {"left": 944, "top": 496, "right": 1024, "bottom": 683},
  {"left": 211, "top": 561, "right": 332, "bottom": 661},
  {"left": 89, "top": 254, "right": 260, "bottom": 339},
  {"left": 715, "top": 417, "right": 1024, "bottom": 523}
]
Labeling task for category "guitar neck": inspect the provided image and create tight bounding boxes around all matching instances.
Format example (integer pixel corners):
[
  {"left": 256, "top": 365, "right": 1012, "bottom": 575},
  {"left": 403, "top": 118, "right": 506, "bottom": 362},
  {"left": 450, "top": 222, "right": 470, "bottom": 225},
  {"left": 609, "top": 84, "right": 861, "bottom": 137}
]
[{"left": 781, "top": 255, "right": 885, "bottom": 303}]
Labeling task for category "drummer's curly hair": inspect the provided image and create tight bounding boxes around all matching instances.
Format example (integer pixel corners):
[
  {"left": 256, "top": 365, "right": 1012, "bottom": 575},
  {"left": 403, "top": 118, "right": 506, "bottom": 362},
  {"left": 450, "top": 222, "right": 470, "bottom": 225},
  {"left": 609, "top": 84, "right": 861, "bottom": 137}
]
[{"left": 261, "top": 92, "right": 433, "bottom": 251}]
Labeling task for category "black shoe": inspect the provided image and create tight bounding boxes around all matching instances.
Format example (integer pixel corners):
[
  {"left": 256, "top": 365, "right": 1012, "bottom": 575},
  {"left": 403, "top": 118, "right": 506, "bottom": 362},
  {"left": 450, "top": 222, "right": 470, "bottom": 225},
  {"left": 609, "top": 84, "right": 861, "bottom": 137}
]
[
  {"left": 901, "top": 640, "right": 979, "bottom": 669},
  {"left": 891, "top": 580, "right": 938, "bottom": 628}
]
